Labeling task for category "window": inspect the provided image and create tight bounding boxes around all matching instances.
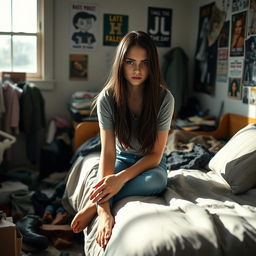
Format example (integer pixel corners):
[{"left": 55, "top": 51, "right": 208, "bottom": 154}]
[{"left": 0, "top": 0, "right": 42, "bottom": 79}]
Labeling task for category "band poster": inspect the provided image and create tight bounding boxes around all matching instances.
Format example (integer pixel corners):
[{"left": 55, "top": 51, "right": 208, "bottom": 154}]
[
  {"left": 216, "top": 21, "right": 230, "bottom": 83},
  {"left": 194, "top": 3, "right": 225, "bottom": 95},
  {"left": 243, "top": 36, "right": 256, "bottom": 86},
  {"left": 70, "top": 2, "right": 98, "bottom": 51},
  {"left": 147, "top": 7, "right": 172, "bottom": 47},
  {"left": 69, "top": 54, "right": 88, "bottom": 80},
  {"left": 242, "top": 35, "right": 256, "bottom": 104},
  {"left": 103, "top": 14, "right": 129, "bottom": 46}
]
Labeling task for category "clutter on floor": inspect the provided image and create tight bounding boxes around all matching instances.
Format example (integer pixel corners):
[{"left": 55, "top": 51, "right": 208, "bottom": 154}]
[
  {"left": 0, "top": 123, "right": 84, "bottom": 255},
  {"left": 0, "top": 169, "right": 84, "bottom": 254}
]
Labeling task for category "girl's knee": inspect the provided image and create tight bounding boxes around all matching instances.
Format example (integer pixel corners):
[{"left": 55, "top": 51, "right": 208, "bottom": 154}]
[{"left": 144, "top": 170, "right": 167, "bottom": 193}]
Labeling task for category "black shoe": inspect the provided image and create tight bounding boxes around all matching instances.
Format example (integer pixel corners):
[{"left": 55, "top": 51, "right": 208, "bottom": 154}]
[{"left": 16, "top": 215, "right": 49, "bottom": 250}]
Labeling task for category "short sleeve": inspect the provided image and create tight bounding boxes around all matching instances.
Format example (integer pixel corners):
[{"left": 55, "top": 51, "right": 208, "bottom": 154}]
[
  {"left": 97, "top": 90, "right": 114, "bottom": 130},
  {"left": 157, "top": 89, "right": 174, "bottom": 130}
]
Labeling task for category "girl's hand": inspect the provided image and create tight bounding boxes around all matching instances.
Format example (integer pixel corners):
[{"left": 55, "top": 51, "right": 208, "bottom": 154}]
[{"left": 90, "top": 174, "right": 125, "bottom": 204}]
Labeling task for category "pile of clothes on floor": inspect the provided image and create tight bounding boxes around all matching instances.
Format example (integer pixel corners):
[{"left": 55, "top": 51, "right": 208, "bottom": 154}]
[{"left": 0, "top": 167, "right": 83, "bottom": 253}]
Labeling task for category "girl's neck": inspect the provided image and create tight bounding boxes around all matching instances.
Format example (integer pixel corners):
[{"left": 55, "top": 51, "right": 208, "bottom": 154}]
[
  {"left": 127, "top": 83, "right": 144, "bottom": 99},
  {"left": 127, "top": 83, "right": 144, "bottom": 117}
]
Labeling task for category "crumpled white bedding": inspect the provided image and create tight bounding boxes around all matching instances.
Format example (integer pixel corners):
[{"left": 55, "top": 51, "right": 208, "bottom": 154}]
[{"left": 63, "top": 152, "right": 256, "bottom": 256}]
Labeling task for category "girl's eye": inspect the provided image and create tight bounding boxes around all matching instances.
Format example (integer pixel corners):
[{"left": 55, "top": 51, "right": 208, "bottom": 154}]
[
  {"left": 142, "top": 61, "right": 149, "bottom": 67},
  {"left": 125, "top": 60, "right": 134, "bottom": 65}
]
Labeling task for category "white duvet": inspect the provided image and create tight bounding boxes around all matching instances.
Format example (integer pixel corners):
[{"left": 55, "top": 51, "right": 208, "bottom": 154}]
[{"left": 63, "top": 153, "right": 256, "bottom": 256}]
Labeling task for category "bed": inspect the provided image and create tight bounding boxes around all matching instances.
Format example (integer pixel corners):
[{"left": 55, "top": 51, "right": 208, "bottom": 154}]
[{"left": 62, "top": 113, "right": 256, "bottom": 256}]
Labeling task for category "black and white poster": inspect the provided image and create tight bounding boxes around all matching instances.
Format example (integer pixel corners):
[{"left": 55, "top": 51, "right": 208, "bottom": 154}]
[
  {"left": 243, "top": 35, "right": 256, "bottom": 86},
  {"left": 70, "top": 2, "right": 98, "bottom": 51},
  {"left": 147, "top": 7, "right": 172, "bottom": 47},
  {"left": 194, "top": 3, "right": 225, "bottom": 95}
]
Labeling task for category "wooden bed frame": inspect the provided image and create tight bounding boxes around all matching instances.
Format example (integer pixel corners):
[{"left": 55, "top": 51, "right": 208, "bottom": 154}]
[
  {"left": 73, "top": 113, "right": 256, "bottom": 151},
  {"left": 73, "top": 121, "right": 100, "bottom": 151},
  {"left": 193, "top": 113, "right": 256, "bottom": 139}
]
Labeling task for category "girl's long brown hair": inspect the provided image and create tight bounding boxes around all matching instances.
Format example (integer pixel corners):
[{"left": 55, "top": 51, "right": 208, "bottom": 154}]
[{"left": 95, "top": 31, "right": 166, "bottom": 154}]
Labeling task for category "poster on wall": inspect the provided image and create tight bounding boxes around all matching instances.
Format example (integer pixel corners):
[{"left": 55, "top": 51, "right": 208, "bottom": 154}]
[
  {"left": 194, "top": 3, "right": 225, "bottom": 95},
  {"left": 218, "top": 21, "right": 230, "bottom": 48},
  {"left": 229, "top": 58, "right": 244, "bottom": 77},
  {"left": 249, "top": 87, "right": 256, "bottom": 103},
  {"left": 216, "top": 61, "right": 229, "bottom": 83},
  {"left": 216, "top": 21, "right": 229, "bottom": 83},
  {"left": 243, "top": 36, "right": 256, "bottom": 86},
  {"left": 232, "top": 0, "right": 249, "bottom": 12},
  {"left": 242, "top": 86, "right": 250, "bottom": 103},
  {"left": 248, "top": 0, "right": 256, "bottom": 35},
  {"left": 147, "top": 7, "right": 172, "bottom": 47},
  {"left": 230, "top": 11, "right": 246, "bottom": 57},
  {"left": 103, "top": 14, "right": 128, "bottom": 46},
  {"left": 218, "top": 48, "right": 229, "bottom": 61},
  {"left": 228, "top": 77, "right": 242, "bottom": 99},
  {"left": 70, "top": 3, "right": 98, "bottom": 51},
  {"left": 69, "top": 54, "right": 88, "bottom": 80}
]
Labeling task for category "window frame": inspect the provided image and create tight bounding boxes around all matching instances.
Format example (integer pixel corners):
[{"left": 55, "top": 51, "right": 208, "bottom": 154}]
[
  {"left": 0, "top": 0, "right": 54, "bottom": 87},
  {"left": 0, "top": 0, "right": 42, "bottom": 79}
]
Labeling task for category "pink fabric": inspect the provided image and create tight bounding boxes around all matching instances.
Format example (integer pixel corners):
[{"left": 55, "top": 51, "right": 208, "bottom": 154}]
[
  {"left": 2, "top": 82, "right": 22, "bottom": 134},
  {"left": 52, "top": 116, "right": 72, "bottom": 128}
]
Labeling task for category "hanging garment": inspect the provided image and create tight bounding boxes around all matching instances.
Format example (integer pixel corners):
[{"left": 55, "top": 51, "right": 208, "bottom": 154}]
[
  {"left": 0, "top": 83, "right": 5, "bottom": 119},
  {"left": 19, "top": 84, "right": 46, "bottom": 163},
  {"left": 162, "top": 47, "right": 189, "bottom": 115},
  {"left": 2, "top": 81, "right": 22, "bottom": 134},
  {"left": 19, "top": 84, "right": 46, "bottom": 134}
]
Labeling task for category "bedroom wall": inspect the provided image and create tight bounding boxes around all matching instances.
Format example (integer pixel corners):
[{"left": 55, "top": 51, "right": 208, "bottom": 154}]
[
  {"left": 190, "top": 0, "right": 256, "bottom": 118},
  {"left": 40, "top": 0, "right": 195, "bottom": 122},
  {"left": 10, "top": 0, "right": 199, "bottom": 166}
]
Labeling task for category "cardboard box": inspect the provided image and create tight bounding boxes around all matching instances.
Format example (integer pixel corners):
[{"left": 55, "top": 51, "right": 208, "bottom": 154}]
[{"left": 0, "top": 219, "right": 22, "bottom": 256}]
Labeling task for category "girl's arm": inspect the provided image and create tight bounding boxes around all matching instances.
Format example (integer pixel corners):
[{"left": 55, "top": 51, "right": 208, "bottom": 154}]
[
  {"left": 90, "top": 130, "right": 169, "bottom": 203},
  {"left": 98, "top": 128, "right": 116, "bottom": 178}
]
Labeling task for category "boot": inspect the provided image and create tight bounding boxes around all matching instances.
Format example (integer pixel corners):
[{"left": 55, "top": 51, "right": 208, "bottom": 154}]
[{"left": 16, "top": 215, "right": 49, "bottom": 250}]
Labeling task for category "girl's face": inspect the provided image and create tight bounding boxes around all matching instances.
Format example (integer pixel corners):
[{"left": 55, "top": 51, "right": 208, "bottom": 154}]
[
  {"left": 234, "top": 19, "right": 243, "bottom": 35},
  {"left": 123, "top": 46, "right": 149, "bottom": 87},
  {"left": 231, "top": 82, "right": 237, "bottom": 93}
]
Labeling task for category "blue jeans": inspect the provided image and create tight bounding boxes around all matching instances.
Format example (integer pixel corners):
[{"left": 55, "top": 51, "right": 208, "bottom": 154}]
[{"left": 111, "top": 151, "right": 168, "bottom": 203}]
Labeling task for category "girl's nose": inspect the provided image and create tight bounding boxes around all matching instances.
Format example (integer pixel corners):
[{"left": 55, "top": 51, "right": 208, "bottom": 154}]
[{"left": 133, "top": 63, "right": 141, "bottom": 72}]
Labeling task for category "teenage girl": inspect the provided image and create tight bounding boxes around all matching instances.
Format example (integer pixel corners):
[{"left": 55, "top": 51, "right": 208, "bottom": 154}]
[{"left": 71, "top": 30, "right": 174, "bottom": 248}]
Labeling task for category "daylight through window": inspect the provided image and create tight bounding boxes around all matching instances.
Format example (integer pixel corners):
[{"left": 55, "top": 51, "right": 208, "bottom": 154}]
[{"left": 0, "top": 0, "right": 41, "bottom": 78}]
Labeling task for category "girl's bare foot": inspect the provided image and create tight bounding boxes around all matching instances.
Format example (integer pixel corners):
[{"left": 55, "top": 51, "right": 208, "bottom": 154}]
[
  {"left": 96, "top": 210, "right": 115, "bottom": 248},
  {"left": 71, "top": 202, "right": 97, "bottom": 233}
]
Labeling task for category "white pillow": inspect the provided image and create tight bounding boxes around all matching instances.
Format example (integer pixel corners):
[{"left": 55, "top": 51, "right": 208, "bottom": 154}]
[{"left": 208, "top": 123, "right": 256, "bottom": 194}]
